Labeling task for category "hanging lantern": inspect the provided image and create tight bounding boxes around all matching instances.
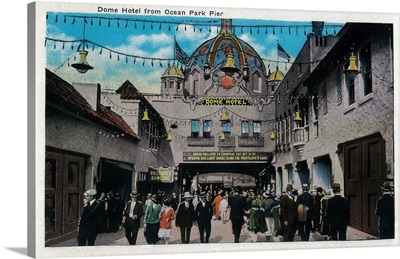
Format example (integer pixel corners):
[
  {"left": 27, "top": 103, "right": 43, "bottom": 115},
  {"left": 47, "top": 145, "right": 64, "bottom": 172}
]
[
  {"left": 71, "top": 50, "right": 93, "bottom": 74},
  {"left": 243, "top": 61, "right": 249, "bottom": 82},
  {"left": 141, "top": 109, "right": 150, "bottom": 122},
  {"left": 220, "top": 132, "right": 226, "bottom": 142},
  {"left": 166, "top": 131, "right": 173, "bottom": 141},
  {"left": 270, "top": 131, "right": 276, "bottom": 140},
  {"left": 220, "top": 48, "right": 240, "bottom": 76},
  {"left": 294, "top": 111, "right": 302, "bottom": 124},
  {"left": 220, "top": 110, "right": 229, "bottom": 121},
  {"left": 344, "top": 53, "right": 359, "bottom": 79},
  {"left": 204, "top": 62, "right": 211, "bottom": 80}
]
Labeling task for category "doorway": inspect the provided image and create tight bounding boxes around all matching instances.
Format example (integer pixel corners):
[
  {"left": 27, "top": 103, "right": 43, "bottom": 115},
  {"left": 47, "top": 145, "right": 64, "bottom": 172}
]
[{"left": 343, "top": 133, "right": 386, "bottom": 237}]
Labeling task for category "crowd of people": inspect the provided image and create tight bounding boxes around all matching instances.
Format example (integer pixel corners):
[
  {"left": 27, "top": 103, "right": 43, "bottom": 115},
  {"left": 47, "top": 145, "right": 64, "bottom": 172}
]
[{"left": 76, "top": 181, "right": 395, "bottom": 246}]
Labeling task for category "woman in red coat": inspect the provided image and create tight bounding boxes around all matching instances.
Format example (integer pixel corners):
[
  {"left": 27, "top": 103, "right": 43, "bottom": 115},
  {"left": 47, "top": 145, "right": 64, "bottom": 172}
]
[{"left": 158, "top": 199, "right": 176, "bottom": 244}]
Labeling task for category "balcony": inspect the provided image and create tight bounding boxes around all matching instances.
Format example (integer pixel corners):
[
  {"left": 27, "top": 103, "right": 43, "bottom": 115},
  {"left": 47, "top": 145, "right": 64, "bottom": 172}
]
[
  {"left": 187, "top": 136, "right": 215, "bottom": 146},
  {"left": 293, "top": 127, "right": 306, "bottom": 156},
  {"left": 238, "top": 137, "right": 265, "bottom": 147},
  {"left": 219, "top": 136, "right": 235, "bottom": 147}
]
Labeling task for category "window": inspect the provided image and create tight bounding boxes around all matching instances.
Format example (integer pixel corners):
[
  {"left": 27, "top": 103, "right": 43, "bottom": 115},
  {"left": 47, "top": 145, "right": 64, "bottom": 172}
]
[
  {"left": 163, "top": 81, "right": 167, "bottom": 89},
  {"left": 347, "top": 77, "right": 355, "bottom": 105},
  {"left": 169, "top": 81, "right": 174, "bottom": 89},
  {"left": 241, "top": 121, "right": 250, "bottom": 137},
  {"left": 360, "top": 42, "right": 372, "bottom": 96},
  {"left": 203, "top": 120, "right": 212, "bottom": 138},
  {"left": 177, "top": 81, "right": 182, "bottom": 91},
  {"left": 191, "top": 120, "right": 200, "bottom": 138},
  {"left": 222, "top": 121, "right": 231, "bottom": 137},
  {"left": 193, "top": 79, "right": 198, "bottom": 95},
  {"left": 313, "top": 95, "right": 319, "bottom": 120},
  {"left": 252, "top": 72, "right": 262, "bottom": 92},
  {"left": 286, "top": 81, "right": 289, "bottom": 92},
  {"left": 253, "top": 121, "right": 261, "bottom": 138}
]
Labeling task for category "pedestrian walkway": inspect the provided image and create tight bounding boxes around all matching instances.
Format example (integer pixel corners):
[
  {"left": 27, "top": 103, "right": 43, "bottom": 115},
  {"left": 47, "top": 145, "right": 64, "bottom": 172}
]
[{"left": 53, "top": 218, "right": 377, "bottom": 247}]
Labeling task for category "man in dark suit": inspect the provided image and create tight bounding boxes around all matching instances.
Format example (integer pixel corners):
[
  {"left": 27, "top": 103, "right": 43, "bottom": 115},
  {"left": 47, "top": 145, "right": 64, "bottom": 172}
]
[
  {"left": 228, "top": 189, "right": 246, "bottom": 243},
  {"left": 376, "top": 181, "right": 394, "bottom": 239},
  {"left": 195, "top": 191, "right": 213, "bottom": 243},
  {"left": 123, "top": 190, "right": 144, "bottom": 245},
  {"left": 280, "top": 184, "right": 298, "bottom": 241},
  {"left": 296, "top": 183, "right": 314, "bottom": 241},
  {"left": 77, "top": 189, "right": 101, "bottom": 246},
  {"left": 175, "top": 191, "right": 195, "bottom": 244},
  {"left": 326, "top": 183, "right": 350, "bottom": 240}
]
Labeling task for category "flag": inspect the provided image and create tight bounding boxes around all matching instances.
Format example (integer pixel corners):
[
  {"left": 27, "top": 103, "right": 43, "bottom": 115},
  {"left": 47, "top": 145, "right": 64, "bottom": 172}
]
[
  {"left": 174, "top": 37, "right": 188, "bottom": 64},
  {"left": 278, "top": 43, "right": 290, "bottom": 61}
]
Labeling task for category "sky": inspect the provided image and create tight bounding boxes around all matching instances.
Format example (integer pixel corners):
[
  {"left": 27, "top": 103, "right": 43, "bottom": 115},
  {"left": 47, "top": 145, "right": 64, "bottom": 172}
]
[{"left": 45, "top": 11, "right": 342, "bottom": 94}]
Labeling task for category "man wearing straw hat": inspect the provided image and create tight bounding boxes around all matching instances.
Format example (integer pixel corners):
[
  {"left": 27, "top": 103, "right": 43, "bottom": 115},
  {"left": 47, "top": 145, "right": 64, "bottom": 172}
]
[
  {"left": 123, "top": 190, "right": 144, "bottom": 245},
  {"left": 175, "top": 191, "right": 196, "bottom": 244}
]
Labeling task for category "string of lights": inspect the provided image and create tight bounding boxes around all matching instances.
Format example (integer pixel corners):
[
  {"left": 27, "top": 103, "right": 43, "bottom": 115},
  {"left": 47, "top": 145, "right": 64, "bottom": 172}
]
[
  {"left": 46, "top": 36, "right": 329, "bottom": 72},
  {"left": 47, "top": 14, "right": 342, "bottom": 36}
]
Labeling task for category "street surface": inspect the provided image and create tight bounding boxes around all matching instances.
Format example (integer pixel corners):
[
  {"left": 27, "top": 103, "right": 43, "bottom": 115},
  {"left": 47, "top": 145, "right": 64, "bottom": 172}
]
[{"left": 53, "top": 217, "right": 377, "bottom": 247}]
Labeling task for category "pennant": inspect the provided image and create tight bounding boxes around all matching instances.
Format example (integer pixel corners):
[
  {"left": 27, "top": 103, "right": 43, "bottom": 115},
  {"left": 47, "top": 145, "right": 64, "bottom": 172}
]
[{"left": 278, "top": 43, "right": 290, "bottom": 61}]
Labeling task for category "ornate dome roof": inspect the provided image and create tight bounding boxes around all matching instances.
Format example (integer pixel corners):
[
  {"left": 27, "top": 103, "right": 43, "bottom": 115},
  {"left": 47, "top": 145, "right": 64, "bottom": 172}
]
[
  {"left": 162, "top": 64, "right": 184, "bottom": 77},
  {"left": 187, "top": 19, "right": 266, "bottom": 74}
]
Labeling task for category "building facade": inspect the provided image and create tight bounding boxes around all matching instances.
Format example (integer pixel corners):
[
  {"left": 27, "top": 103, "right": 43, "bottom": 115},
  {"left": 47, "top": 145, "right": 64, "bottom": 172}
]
[{"left": 273, "top": 22, "right": 394, "bottom": 237}]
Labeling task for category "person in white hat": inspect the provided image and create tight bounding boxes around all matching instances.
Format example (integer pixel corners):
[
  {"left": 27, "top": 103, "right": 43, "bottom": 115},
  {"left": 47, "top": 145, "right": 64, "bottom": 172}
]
[
  {"left": 77, "top": 188, "right": 100, "bottom": 246},
  {"left": 122, "top": 190, "right": 144, "bottom": 245},
  {"left": 175, "top": 191, "right": 195, "bottom": 244}
]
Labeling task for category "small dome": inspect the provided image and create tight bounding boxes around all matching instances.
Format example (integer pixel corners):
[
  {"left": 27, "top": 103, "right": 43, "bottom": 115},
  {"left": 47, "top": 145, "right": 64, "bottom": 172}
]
[
  {"left": 269, "top": 70, "right": 284, "bottom": 81},
  {"left": 162, "top": 64, "right": 184, "bottom": 77}
]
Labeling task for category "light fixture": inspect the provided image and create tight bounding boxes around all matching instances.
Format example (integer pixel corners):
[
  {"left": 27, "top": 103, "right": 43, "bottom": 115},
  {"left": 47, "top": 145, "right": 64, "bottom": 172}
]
[
  {"left": 71, "top": 49, "right": 93, "bottom": 73},
  {"left": 270, "top": 131, "right": 276, "bottom": 140},
  {"left": 344, "top": 52, "right": 359, "bottom": 80},
  {"left": 204, "top": 62, "right": 211, "bottom": 80},
  {"left": 242, "top": 61, "right": 249, "bottom": 82},
  {"left": 220, "top": 132, "right": 226, "bottom": 141},
  {"left": 220, "top": 110, "right": 229, "bottom": 121},
  {"left": 166, "top": 131, "right": 173, "bottom": 141},
  {"left": 220, "top": 51, "right": 240, "bottom": 76},
  {"left": 141, "top": 109, "right": 150, "bottom": 122},
  {"left": 294, "top": 111, "right": 302, "bottom": 124}
]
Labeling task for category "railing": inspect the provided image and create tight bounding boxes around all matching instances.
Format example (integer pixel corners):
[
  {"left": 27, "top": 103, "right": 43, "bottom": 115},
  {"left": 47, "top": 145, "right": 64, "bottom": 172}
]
[
  {"left": 218, "top": 136, "right": 235, "bottom": 147},
  {"left": 238, "top": 137, "right": 265, "bottom": 147},
  {"left": 187, "top": 136, "right": 215, "bottom": 146}
]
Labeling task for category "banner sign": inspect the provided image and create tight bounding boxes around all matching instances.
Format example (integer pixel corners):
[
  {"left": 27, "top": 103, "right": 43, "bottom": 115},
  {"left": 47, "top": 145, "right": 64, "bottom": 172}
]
[
  {"left": 199, "top": 98, "right": 253, "bottom": 106},
  {"left": 149, "top": 168, "right": 174, "bottom": 183},
  {"left": 183, "top": 152, "right": 272, "bottom": 161}
]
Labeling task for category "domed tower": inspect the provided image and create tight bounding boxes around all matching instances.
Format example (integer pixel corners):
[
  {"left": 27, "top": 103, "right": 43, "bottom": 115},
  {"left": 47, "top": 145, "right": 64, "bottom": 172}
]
[
  {"left": 268, "top": 67, "right": 284, "bottom": 94},
  {"left": 184, "top": 19, "right": 269, "bottom": 98},
  {"left": 161, "top": 64, "right": 185, "bottom": 96}
]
